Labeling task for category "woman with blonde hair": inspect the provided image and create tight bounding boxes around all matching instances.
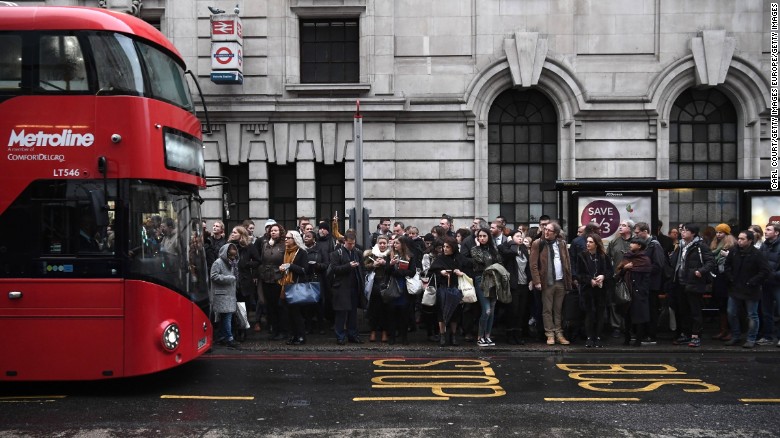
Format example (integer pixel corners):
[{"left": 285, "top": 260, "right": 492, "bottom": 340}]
[
  {"left": 710, "top": 223, "right": 736, "bottom": 341},
  {"left": 279, "top": 230, "right": 309, "bottom": 345}
]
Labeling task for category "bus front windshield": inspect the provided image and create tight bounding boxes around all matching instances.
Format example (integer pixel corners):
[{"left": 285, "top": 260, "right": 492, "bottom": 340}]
[{"left": 127, "top": 182, "right": 208, "bottom": 304}]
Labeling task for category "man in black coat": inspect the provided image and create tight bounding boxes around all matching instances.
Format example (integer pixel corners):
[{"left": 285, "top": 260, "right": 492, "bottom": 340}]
[
  {"left": 205, "top": 220, "right": 227, "bottom": 270},
  {"left": 328, "top": 232, "right": 366, "bottom": 344},
  {"left": 724, "top": 229, "right": 771, "bottom": 348}
]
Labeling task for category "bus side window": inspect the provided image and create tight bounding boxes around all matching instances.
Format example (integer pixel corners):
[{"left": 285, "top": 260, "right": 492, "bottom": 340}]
[
  {"left": 38, "top": 35, "right": 88, "bottom": 92},
  {"left": 0, "top": 34, "right": 22, "bottom": 92}
]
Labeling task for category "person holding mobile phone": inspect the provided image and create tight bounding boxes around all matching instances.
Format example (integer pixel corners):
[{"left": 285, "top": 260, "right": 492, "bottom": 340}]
[
  {"left": 328, "top": 232, "right": 366, "bottom": 345},
  {"left": 364, "top": 235, "right": 391, "bottom": 342}
]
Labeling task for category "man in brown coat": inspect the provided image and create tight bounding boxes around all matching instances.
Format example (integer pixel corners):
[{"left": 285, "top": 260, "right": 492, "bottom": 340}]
[{"left": 530, "top": 222, "right": 574, "bottom": 345}]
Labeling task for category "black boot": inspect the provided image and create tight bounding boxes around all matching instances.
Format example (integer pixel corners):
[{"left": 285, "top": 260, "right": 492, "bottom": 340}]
[{"left": 439, "top": 332, "right": 447, "bottom": 347}]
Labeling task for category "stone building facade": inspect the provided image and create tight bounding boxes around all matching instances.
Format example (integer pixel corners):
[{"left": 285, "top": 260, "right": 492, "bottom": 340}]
[{"left": 78, "top": 0, "right": 772, "bottom": 235}]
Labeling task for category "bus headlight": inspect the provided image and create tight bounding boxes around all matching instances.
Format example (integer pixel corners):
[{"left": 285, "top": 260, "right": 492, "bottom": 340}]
[{"left": 162, "top": 322, "right": 181, "bottom": 351}]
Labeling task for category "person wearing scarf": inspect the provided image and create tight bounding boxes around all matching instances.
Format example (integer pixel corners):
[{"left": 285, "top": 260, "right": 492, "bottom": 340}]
[
  {"left": 616, "top": 238, "right": 653, "bottom": 347},
  {"left": 499, "top": 229, "right": 533, "bottom": 345},
  {"left": 363, "top": 235, "right": 392, "bottom": 342},
  {"left": 670, "top": 223, "right": 716, "bottom": 347},
  {"left": 279, "top": 230, "right": 308, "bottom": 345},
  {"left": 430, "top": 236, "right": 469, "bottom": 346},
  {"left": 710, "top": 223, "right": 736, "bottom": 341}
]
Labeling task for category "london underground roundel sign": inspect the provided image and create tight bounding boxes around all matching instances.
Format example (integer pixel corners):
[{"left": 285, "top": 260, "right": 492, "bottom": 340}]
[{"left": 214, "top": 46, "right": 234, "bottom": 65}]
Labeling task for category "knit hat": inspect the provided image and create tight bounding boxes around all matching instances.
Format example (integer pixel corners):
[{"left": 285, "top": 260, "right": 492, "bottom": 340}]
[
  {"left": 318, "top": 221, "right": 330, "bottom": 232},
  {"left": 715, "top": 223, "right": 731, "bottom": 234},
  {"left": 264, "top": 218, "right": 277, "bottom": 228}
]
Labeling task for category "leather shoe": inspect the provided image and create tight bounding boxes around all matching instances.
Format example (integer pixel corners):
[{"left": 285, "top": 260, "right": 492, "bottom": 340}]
[
  {"left": 336, "top": 338, "right": 346, "bottom": 345},
  {"left": 226, "top": 340, "right": 241, "bottom": 349},
  {"left": 546, "top": 336, "right": 555, "bottom": 345},
  {"left": 348, "top": 336, "right": 364, "bottom": 344},
  {"left": 556, "top": 335, "right": 570, "bottom": 345}
]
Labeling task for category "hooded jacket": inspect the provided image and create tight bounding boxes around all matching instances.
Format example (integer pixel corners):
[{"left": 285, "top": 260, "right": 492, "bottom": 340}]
[{"left": 210, "top": 243, "right": 238, "bottom": 314}]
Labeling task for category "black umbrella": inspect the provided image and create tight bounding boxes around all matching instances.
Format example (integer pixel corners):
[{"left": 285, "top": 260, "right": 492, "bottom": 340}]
[{"left": 438, "top": 286, "right": 463, "bottom": 325}]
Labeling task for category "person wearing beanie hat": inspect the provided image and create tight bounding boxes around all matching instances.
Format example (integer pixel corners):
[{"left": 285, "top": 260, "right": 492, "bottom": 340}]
[
  {"left": 606, "top": 218, "right": 636, "bottom": 338},
  {"left": 264, "top": 218, "right": 277, "bottom": 229},
  {"left": 616, "top": 237, "right": 653, "bottom": 346},
  {"left": 715, "top": 223, "right": 731, "bottom": 235},
  {"left": 710, "top": 223, "right": 737, "bottom": 340},
  {"left": 318, "top": 221, "right": 330, "bottom": 233}
]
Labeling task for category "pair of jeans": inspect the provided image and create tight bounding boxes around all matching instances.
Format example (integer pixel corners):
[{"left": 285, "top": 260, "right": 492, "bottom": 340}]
[
  {"left": 759, "top": 286, "right": 780, "bottom": 339},
  {"left": 728, "top": 297, "right": 760, "bottom": 342},
  {"left": 218, "top": 311, "right": 233, "bottom": 342},
  {"left": 475, "top": 275, "right": 496, "bottom": 338}
]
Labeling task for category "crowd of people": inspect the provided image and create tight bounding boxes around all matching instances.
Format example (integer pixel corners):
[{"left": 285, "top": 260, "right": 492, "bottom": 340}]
[{"left": 203, "top": 213, "right": 780, "bottom": 350}]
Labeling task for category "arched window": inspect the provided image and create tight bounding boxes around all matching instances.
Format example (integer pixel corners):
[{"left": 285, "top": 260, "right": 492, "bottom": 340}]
[
  {"left": 488, "top": 89, "right": 558, "bottom": 226},
  {"left": 669, "top": 88, "right": 738, "bottom": 226}
]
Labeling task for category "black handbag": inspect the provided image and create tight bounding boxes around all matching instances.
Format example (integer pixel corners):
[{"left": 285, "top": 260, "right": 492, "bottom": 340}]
[
  {"left": 380, "top": 277, "right": 402, "bottom": 303},
  {"left": 613, "top": 279, "right": 631, "bottom": 305}
]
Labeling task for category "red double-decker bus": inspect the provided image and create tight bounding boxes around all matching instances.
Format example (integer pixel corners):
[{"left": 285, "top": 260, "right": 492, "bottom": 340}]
[{"left": 0, "top": 6, "right": 213, "bottom": 380}]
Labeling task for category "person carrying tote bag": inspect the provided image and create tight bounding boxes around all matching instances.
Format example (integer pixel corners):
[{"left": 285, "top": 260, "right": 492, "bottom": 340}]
[
  {"left": 430, "top": 236, "right": 468, "bottom": 346},
  {"left": 278, "top": 231, "right": 310, "bottom": 345}
]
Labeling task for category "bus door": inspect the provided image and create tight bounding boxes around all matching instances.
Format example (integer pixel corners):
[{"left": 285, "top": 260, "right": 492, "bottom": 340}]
[{"left": 0, "top": 180, "right": 124, "bottom": 380}]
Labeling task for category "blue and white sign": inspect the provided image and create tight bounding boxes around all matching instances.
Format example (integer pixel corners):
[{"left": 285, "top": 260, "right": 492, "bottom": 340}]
[{"left": 210, "top": 71, "right": 243, "bottom": 84}]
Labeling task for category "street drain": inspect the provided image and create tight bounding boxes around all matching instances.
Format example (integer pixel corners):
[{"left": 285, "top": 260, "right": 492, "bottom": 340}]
[{"left": 286, "top": 399, "right": 310, "bottom": 407}]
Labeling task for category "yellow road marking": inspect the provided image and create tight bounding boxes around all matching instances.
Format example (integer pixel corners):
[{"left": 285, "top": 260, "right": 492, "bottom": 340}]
[
  {"left": 739, "top": 398, "right": 780, "bottom": 403},
  {"left": 160, "top": 395, "right": 254, "bottom": 400},
  {"left": 353, "top": 396, "right": 449, "bottom": 401},
  {"left": 545, "top": 397, "right": 641, "bottom": 402}
]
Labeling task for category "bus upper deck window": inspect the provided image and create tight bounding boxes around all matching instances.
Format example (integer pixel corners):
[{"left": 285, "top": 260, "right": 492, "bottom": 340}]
[
  {"left": 0, "top": 35, "right": 22, "bottom": 92},
  {"left": 39, "top": 35, "right": 88, "bottom": 92}
]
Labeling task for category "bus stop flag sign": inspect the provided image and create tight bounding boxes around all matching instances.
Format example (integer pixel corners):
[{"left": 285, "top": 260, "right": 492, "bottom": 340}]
[{"left": 210, "top": 13, "right": 243, "bottom": 84}]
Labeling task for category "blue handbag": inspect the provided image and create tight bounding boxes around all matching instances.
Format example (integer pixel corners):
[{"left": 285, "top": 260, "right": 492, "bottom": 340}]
[{"left": 285, "top": 281, "right": 321, "bottom": 305}]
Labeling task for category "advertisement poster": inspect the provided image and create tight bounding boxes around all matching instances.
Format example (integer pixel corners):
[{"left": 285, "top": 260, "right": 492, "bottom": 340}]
[
  {"left": 750, "top": 195, "right": 780, "bottom": 226},
  {"left": 577, "top": 194, "right": 652, "bottom": 243}
]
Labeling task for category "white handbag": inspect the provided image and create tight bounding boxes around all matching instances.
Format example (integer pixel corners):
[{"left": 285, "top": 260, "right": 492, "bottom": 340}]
[
  {"left": 406, "top": 269, "right": 423, "bottom": 295},
  {"left": 459, "top": 274, "right": 477, "bottom": 303}
]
